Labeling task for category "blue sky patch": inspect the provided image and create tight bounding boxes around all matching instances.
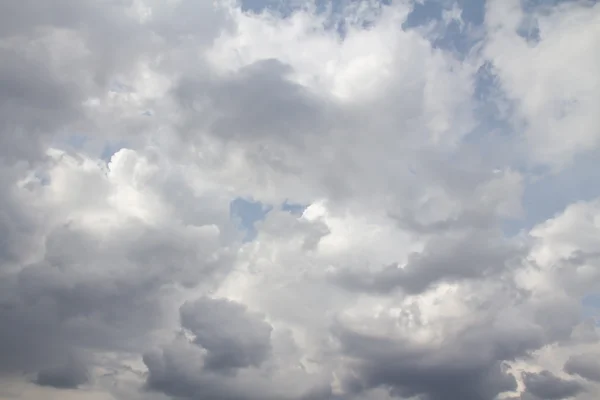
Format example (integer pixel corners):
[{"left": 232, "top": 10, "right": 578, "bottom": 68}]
[
  {"left": 229, "top": 198, "right": 308, "bottom": 241},
  {"left": 229, "top": 197, "right": 273, "bottom": 241}
]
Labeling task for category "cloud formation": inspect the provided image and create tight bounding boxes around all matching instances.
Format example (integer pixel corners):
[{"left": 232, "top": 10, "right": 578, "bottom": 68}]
[{"left": 0, "top": 1, "right": 599, "bottom": 400}]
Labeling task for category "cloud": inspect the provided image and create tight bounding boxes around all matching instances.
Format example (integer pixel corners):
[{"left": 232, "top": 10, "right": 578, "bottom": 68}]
[
  {"left": 332, "top": 227, "right": 522, "bottom": 294},
  {"left": 33, "top": 354, "right": 90, "bottom": 389},
  {"left": 521, "top": 370, "right": 585, "bottom": 400},
  {"left": 484, "top": 0, "right": 600, "bottom": 167},
  {"left": 0, "top": 149, "right": 234, "bottom": 380},
  {"left": 565, "top": 354, "right": 600, "bottom": 383},
  {"left": 0, "top": 1, "right": 599, "bottom": 400},
  {"left": 179, "top": 297, "right": 273, "bottom": 371}
]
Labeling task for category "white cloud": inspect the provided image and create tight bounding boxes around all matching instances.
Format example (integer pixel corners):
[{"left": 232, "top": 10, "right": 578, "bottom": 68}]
[{"left": 484, "top": 0, "right": 600, "bottom": 167}]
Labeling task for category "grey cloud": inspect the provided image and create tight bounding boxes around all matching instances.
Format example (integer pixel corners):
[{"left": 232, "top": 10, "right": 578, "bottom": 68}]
[
  {"left": 0, "top": 1, "right": 598, "bottom": 400},
  {"left": 502, "top": 394, "right": 537, "bottom": 400},
  {"left": 0, "top": 0, "right": 157, "bottom": 79},
  {"left": 0, "top": 168, "right": 44, "bottom": 266},
  {"left": 33, "top": 353, "right": 89, "bottom": 389},
  {"left": 143, "top": 297, "right": 331, "bottom": 400},
  {"left": 143, "top": 340, "right": 319, "bottom": 400},
  {"left": 147, "top": 0, "right": 230, "bottom": 46},
  {"left": 0, "top": 0, "right": 224, "bottom": 163},
  {"left": 0, "top": 162, "right": 234, "bottom": 379},
  {"left": 564, "top": 354, "right": 600, "bottom": 383},
  {"left": 0, "top": 47, "right": 84, "bottom": 162},
  {"left": 179, "top": 297, "right": 272, "bottom": 371},
  {"left": 522, "top": 370, "right": 585, "bottom": 400},
  {"left": 333, "top": 229, "right": 519, "bottom": 295},
  {"left": 333, "top": 323, "right": 519, "bottom": 400},
  {"left": 174, "top": 59, "right": 335, "bottom": 148},
  {"left": 143, "top": 344, "right": 331, "bottom": 400},
  {"left": 0, "top": 1, "right": 138, "bottom": 38},
  {"left": 0, "top": 284, "right": 70, "bottom": 376},
  {"left": 167, "top": 15, "right": 489, "bottom": 210},
  {"left": 0, "top": 2, "right": 151, "bottom": 165},
  {"left": 169, "top": 57, "right": 354, "bottom": 205},
  {"left": 329, "top": 280, "right": 585, "bottom": 400},
  {"left": 143, "top": 339, "right": 209, "bottom": 400}
]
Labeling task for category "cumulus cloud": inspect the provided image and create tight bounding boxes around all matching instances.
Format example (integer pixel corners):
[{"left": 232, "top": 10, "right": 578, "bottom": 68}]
[
  {"left": 521, "top": 370, "right": 585, "bottom": 400},
  {"left": 34, "top": 354, "right": 90, "bottom": 389},
  {"left": 1, "top": 1, "right": 600, "bottom": 400},
  {"left": 178, "top": 297, "right": 273, "bottom": 371},
  {"left": 565, "top": 354, "right": 600, "bottom": 383}
]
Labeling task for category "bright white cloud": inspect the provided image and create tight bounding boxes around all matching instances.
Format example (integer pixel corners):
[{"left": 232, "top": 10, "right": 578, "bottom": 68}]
[{"left": 484, "top": 0, "right": 600, "bottom": 167}]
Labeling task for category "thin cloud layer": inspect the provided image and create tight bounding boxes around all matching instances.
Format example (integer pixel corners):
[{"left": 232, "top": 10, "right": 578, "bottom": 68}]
[{"left": 0, "top": 1, "right": 599, "bottom": 400}]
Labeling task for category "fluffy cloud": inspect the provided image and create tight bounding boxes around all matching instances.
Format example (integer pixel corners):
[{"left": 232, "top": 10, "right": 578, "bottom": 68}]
[{"left": 0, "top": 1, "right": 599, "bottom": 400}]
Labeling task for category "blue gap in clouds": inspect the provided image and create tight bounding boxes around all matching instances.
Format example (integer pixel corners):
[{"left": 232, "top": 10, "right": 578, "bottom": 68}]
[
  {"left": 240, "top": 0, "right": 486, "bottom": 52},
  {"left": 101, "top": 141, "right": 128, "bottom": 162},
  {"left": 581, "top": 294, "right": 600, "bottom": 322},
  {"left": 229, "top": 198, "right": 308, "bottom": 241},
  {"left": 461, "top": 62, "right": 518, "bottom": 174},
  {"left": 517, "top": 0, "right": 600, "bottom": 44},
  {"left": 241, "top": 0, "right": 297, "bottom": 15},
  {"left": 240, "top": 0, "right": 340, "bottom": 16},
  {"left": 516, "top": 13, "right": 540, "bottom": 44},
  {"left": 65, "top": 134, "right": 89, "bottom": 150},
  {"left": 230, "top": 198, "right": 273, "bottom": 242},
  {"left": 401, "top": 0, "right": 596, "bottom": 54},
  {"left": 502, "top": 150, "right": 600, "bottom": 235},
  {"left": 521, "top": 152, "right": 600, "bottom": 229},
  {"left": 59, "top": 133, "right": 128, "bottom": 164},
  {"left": 282, "top": 200, "right": 308, "bottom": 216},
  {"left": 522, "top": 0, "right": 598, "bottom": 13},
  {"left": 241, "top": 0, "right": 394, "bottom": 37},
  {"left": 469, "top": 61, "right": 515, "bottom": 142},
  {"left": 402, "top": 0, "right": 485, "bottom": 56}
]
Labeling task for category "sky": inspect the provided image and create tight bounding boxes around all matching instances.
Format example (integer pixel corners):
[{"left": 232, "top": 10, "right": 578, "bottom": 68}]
[{"left": 0, "top": 0, "right": 600, "bottom": 400}]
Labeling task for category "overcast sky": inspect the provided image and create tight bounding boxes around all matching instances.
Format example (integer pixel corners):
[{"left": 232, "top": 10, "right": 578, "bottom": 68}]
[{"left": 0, "top": 1, "right": 600, "bottom": 399}]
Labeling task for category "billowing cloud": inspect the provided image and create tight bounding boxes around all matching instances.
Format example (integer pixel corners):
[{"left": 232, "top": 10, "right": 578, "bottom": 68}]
[
  {"left": 521, "top": 370, "right": 585, "bottom": 400},
  {"left": 178, "top": 297, "right": 273, "bottom": 371},
  {"left": 0, "top": 1, "right": 599, "bottom": 400},
  {"left": 565, "top": 354, "right": 600, "bottom": 383},
  {"left": 34, "top": 355, "right": 90, "bottom": 389}
]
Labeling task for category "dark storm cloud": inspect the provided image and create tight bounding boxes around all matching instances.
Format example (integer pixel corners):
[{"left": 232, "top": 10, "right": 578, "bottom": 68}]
[
  {"left": 564, "top": 354, "right": 600, "bottom": 383},
  {"left": 522, "top": 370, "right": 585, "bottom": 400}
]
